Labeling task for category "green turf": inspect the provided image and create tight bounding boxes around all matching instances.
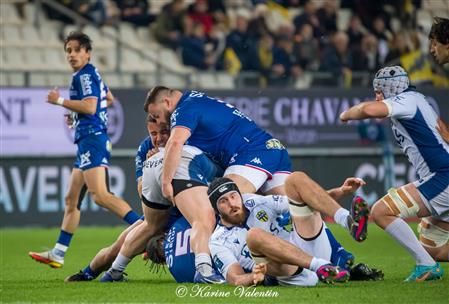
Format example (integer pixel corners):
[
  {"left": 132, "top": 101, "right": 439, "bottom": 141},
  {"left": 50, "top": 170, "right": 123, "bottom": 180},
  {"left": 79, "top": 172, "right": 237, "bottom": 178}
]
[{"left": 1, "top": 224, "right": 447, "bottom": 303}]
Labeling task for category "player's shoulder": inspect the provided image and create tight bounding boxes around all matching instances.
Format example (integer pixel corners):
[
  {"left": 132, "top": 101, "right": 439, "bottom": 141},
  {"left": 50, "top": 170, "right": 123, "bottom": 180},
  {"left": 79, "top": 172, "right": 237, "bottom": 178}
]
[
  {"left": 138, "top": 136, "right": 153, "bottom": 152},
  {"left": 242, "top": 193, "right": 275, "bottom": 209}
]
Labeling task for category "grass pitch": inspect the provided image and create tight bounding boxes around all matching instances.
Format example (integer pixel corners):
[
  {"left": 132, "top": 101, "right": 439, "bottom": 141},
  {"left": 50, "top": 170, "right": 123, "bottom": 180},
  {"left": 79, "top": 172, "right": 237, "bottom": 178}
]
[{"left": 1, "top": 224, "right": 447, "bottom": 304}]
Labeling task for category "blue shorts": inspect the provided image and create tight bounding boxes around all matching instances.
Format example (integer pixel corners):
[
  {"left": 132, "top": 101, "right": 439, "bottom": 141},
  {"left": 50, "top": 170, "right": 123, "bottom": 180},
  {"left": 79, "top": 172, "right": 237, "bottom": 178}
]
[
  {"left": 74, "top": 132, "right": 111, "bottom": 171},
  {"left": 228, "top": 139, "right": 292, "bottom": 175}
]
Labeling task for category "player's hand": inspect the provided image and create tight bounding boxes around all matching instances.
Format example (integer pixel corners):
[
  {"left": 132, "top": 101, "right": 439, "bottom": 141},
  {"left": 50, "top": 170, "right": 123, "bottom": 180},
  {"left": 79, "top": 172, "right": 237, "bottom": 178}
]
[
  {"left": 162, "top": 181, "right": 174, "bottom": 203},
  {"left": 340, "top": 111, "right": 349, "bottom": 123},
  {"left": 64, "top": 113, "right": 74, "bottom": 128},
  {"left": 47, "top": 87, "right": 60, "bottom": 105},
  {"left": 436, "top": 118, "right": 449, "bottom": 144},
  {"left": 252, "top": 263, "right": 267, "bottom": 285},
  {"left": 340, "top": 177, "right": 366, "bottom": 195},
  {"left": 146, "top": 148, "right": 159, "bottom": 159}
]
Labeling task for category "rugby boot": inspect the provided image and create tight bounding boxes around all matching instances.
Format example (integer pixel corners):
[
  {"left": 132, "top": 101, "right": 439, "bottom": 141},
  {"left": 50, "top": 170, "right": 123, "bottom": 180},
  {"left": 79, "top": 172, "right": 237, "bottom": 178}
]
[
  {"left": 316, "top": 264, "right": 350, "bottom": 284},
  {"left": 29, "top": 250, "right": 64, "bottom": 268},
  {"left": 350, "top": 196, "right": 369, "bottom": 242},
  {"left": 65, "top": 270, "right": 95, "bottom": 282},
  {"left": 193, "top": 270, "right": 226, "bottom": 284},
  {"left": 100, "top": 269, "right": 127, "bottom": 282},
  {"left": 404, "top": 263, "right": 443, "bottom": 282}
]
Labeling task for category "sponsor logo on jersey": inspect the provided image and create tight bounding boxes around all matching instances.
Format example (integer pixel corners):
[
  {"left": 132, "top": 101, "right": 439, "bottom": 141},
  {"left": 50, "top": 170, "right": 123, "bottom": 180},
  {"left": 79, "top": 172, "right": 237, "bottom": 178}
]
[
  {"left": 250, "top": 157, "right": 263, "bottom": 165},
  {"left": 266, "top": 138, "right": 285, "bottom": 150},
  {"left": 80, "top": 74, "right": 93, "bottom": 96},
  {"left": 80, "top": 151, "right": 91, "bottom": 168},
  {"left": 229, "top": 153, "right": 237, "bottom": 165},
  {"left": 101, "top": 157, "right": 108, "bottom": 164},
  {"left": 233, "top": 238, "right": 240, "bottom": 244},
  {"left": 256, "top": 210, "right": 268, "bottom": 222},
  {"left": 213, "top": 255, "right": 224, "bottom": 271}
]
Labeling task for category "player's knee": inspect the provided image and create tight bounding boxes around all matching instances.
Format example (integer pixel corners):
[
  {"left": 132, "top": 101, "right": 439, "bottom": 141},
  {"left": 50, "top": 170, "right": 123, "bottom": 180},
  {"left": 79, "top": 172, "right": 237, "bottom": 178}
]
[
  {"left": 417, "top": 218, "right": 449, "bottom": 250},
  {"left": 64, "top": 194, "right": 79, "bottom": 213},
  {"left": 376, "top": 187, "right": 420, "bottom": 219},
  {"left": 285, "top": 171, "right": 308, "bottom": 195},
  {"left": 246, "top": 228, "right": 264, "bottom": 249},
  {"left": 370, "top": 201, "right": 388, "bottom": 224},
  {"left": 91, "top": 191, "right": 111, "bottom": 207}
]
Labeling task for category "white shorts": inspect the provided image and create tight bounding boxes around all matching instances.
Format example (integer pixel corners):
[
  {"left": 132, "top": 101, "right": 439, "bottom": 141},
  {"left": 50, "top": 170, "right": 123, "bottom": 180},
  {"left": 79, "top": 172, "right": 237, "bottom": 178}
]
[
  {"left": 276, "top": 268, "right": 318, "bottom": 286},
  {"left": 224, "top": 165, "right": 289, "bottom": 193},
  {"left": 289, "top": 223, "right": 332, "bottom": 261},
  {"left": 414, "top": 171, "right": 449, "bottom": 222}
]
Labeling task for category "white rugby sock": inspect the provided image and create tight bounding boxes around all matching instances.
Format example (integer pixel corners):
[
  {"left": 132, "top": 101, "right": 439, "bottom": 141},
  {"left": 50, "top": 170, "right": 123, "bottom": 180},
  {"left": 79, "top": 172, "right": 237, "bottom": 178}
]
[
  {"left": 385, "top": 218, "right": 435, "bottom": 266},
  {"left": 111, "top": 253, "right": 131, "bottom": 272},
  {"left": 309, "top": 257, "right": 330, "bottom": 272},
  {"left": 334, "top": 208, "right": 350, "bottom": 230},
  {"left": 195, "top": 253, "right": 213, "bottom": 276}
]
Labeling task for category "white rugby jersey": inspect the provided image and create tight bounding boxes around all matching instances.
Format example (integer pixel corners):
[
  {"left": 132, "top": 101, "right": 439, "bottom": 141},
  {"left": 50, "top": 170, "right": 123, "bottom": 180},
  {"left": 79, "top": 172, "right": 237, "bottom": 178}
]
[
  {"left": 382, "top": 90, "right": 449, "bottom": 179},
  {"left": 141, "top": 145, "right": 218, "bottom": 206},
  {"left": 209, "top": 193, "right": 294, "bottom": 279}
]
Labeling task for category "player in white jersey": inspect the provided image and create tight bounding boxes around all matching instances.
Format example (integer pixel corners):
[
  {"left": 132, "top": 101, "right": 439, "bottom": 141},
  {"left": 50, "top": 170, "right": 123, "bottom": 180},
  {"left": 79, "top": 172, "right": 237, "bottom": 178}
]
[
  {"left": 340, "top": 66, "right": 448, "bottom": 282},
  {"left": 207, "top": 177, "right": 371, "bottom": 286}
]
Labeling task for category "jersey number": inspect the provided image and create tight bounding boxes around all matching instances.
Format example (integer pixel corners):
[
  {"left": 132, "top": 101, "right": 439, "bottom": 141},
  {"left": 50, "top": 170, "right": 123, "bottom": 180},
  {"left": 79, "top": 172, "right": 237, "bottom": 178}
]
[{"left": 175, "top": 228, "right": 192, "bottom": 257}]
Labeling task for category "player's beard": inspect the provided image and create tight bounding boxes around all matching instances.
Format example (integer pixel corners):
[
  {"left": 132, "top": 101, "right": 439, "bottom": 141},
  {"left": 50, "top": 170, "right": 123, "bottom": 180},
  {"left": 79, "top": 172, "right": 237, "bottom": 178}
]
[{"left": 222, "top": 208, "right": 246, "bottom": 226}]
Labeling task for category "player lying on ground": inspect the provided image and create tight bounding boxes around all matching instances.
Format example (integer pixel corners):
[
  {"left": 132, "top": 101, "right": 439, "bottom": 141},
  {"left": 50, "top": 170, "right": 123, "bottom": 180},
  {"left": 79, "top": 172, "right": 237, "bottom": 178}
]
[
  {"left": 207, "top": 176, "right": 371, "bottom": 286},
  {"left": 29, "top": 31, "right": 140, "bottom": 269},
  {"left": 340, "top": 66, "right": 448, "bottom": 282}
]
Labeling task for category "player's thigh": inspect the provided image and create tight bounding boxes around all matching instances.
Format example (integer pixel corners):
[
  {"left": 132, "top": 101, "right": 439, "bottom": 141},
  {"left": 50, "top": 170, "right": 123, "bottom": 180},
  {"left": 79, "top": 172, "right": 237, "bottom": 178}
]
[
  {"left": 65, "top": 168, "right": 85, "bottom": 203},
  {"left": 174, "top": 185, "right": 215, "bottom": 224},
  {"left": 142, "top": 203, "right": 170, "bottom": 233},
  {"left": 224, "top": 171, "right": 257, "bottom": 194},
  {"left": 83, "top": 166, "right": 109, "bottom": 195}
]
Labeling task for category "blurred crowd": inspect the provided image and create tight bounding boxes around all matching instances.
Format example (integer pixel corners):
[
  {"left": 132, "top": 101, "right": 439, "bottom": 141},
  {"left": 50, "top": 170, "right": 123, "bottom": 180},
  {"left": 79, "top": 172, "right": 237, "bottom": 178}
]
[{"left": 43, "top": 0, "right": 448, "bottom": 87}]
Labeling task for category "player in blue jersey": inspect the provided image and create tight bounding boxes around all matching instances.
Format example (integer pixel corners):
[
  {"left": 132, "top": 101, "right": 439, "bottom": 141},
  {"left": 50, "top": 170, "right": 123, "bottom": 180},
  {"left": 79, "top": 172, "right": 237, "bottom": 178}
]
[
  {"left": 29, "top": 32, "right": 140, "bottom": 269},
  {"left": 340, "top": 66, "right": 448, "bottom": 282},
  {"left": 144, "top": 87, "right": 291, "bottom": 281}
]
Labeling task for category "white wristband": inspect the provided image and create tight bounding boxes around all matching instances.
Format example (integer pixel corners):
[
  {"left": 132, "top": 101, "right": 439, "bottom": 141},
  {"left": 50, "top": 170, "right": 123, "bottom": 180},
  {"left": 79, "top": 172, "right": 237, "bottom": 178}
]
[{"left": 56, "top": 97, "right": 65, "bottom": 106}]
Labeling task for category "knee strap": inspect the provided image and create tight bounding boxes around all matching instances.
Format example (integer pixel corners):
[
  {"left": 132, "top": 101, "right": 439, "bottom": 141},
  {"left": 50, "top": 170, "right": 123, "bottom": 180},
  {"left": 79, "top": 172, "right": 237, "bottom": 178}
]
[
  {"left": 417, "top": 218, "right": 449, "bottom": 248},
  {"left": 381, "top": 187, "right": 419, "bottom": 218},
  {"left": 288, "top": 198, "right": 314, "bottom": 217}
]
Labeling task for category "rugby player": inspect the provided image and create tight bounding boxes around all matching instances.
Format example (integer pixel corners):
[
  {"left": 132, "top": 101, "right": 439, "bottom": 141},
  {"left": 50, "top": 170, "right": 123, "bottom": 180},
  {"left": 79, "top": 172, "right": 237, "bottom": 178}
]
[
  {"left": 429, "top": 17, "right": 449, "bottom": 65},
  {"left": 29, "top": 32, "right": 139, "bottom": 269},
  {"left": 207, "top": 177, "right": 369, "bottom": 286},
  {"left": 340, "top": 66, "right": 448, "bottom": 281}
]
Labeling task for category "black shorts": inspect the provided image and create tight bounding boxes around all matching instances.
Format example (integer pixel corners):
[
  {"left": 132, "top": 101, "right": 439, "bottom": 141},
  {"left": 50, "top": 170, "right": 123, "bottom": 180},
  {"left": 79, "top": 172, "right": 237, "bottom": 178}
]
[
  {"left": 172, "top": 179, "right": 206, "bottom": 197},
  {"left": 141, "top": 194, "right": 171, "bottom": 210}
]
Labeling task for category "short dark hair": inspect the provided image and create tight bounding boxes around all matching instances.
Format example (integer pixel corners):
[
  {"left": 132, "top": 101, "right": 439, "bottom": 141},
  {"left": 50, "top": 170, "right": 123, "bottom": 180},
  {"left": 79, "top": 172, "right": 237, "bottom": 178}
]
[
  {"left": 146, "top": 114, "right": 157, "bottom": 123},
  {"left": 144, "top": 86, "right": 171, "bottom": 112},
  {"left": 429, "top": 17, "right": 449, "bottom": 44},
  {"left": 64, "top": 31, "right": 93, "bottom": 52}
]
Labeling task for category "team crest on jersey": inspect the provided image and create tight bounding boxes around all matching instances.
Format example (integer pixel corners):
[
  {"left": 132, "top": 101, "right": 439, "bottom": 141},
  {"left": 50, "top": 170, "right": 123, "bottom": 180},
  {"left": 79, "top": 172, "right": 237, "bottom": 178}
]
[
  {"left": 266, "top": 139, "right": 285, "bottom": 150},
  {"left": 256, "top": 210, "right": 269, "bottom": 222},
  {"left": 244, "top": 199, "right": 255, "bottom": 208}
]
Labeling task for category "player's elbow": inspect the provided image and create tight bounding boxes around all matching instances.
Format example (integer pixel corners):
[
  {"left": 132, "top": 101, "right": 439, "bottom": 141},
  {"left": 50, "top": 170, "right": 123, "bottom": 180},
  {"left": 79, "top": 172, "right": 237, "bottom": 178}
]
[{"left": 86, "top": 105, "right": 96, "bottom": 115}]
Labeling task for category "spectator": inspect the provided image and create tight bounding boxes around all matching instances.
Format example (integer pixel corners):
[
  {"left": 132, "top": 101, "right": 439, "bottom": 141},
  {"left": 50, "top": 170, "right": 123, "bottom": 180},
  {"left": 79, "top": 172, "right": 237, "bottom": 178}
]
[
  {"left": 371, "top": 16, "right": 391, "bottom": 63},
  {"left": 319, "top": 31, "right": 352, "bottom": 84},
  {"left": 225, "top": 9, "right": 258, "bottom": 71},
  {"left": 72, "top": 0, "right": 108, "bottom": 25},
  {"left": 384, "top": 32, "right": 410, "bottom": 64},
  {"left": 294, "top": 23, "right": 320, "bottom": 70},
  {"left": 247, "top": 4, "right": 271, "bottom": 39},
  {"left": 316, "top": 0, "right": 338, "bottom": 35},
  {"left": 347, "top": 15, "right": 365, "bottom": 49},
  {"left": 293, "top": 0, "right": 322, "bottom": 38},
  {"left": 181, "top": 21, "right": 215, "bottom": 70},
  {"left": 114, "top": 0, "right": 154, "bottom": 27},
  {"left": 256, "top": 34, "right": 274, "bottom": 86},
  {"left": 188, "top": 0, "right": 214, "bottom": 35},
  {"left": 352, "top": 34, "right": 381, "bottom": 72},
  {"left": 152, "top": 0, "right": 187, "bottom": 50},
  {"left": 270, "top": 35, "right": 302, "bottom": 86}
]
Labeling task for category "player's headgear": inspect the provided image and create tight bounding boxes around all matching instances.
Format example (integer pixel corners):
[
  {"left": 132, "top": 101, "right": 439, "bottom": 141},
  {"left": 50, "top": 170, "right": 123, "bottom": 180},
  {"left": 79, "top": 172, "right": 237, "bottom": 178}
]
[
  {"left": 373, "top": 66, "right": 410, "bottom": 99},
  {"left": 207, "top": 177, "right": 241, "bottom": 212}
]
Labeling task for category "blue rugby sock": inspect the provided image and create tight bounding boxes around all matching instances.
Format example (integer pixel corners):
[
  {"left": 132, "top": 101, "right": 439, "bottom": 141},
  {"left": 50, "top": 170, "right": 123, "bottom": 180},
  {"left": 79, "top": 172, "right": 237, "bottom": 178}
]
[
  {"left": 53, "top": 230, "right": 73, "bottom": 258},
  {"left": 123, "top": 210, "right": 140, "bottom": 225},
  {"left": 83, "top": 264, "right": 100, "bottom": 279}
]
